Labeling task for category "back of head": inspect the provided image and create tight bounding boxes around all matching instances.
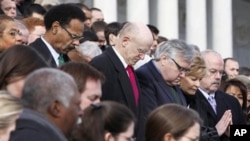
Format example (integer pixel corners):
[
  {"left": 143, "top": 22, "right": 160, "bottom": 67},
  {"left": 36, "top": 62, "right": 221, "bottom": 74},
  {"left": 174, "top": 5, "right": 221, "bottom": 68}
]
[
  {"left": 44, "top": 4, "right": 86, "bottom": 30},
  {"left": 0, "top": 90, "right": 23, "bottom": 130},
  {"left": 82, "top": 31, "right": 99, "bottom": 43},
  {"left": 78, "top": 101, "right": 136, "bottom": 141},
  {"left": 22, "top": 68, "right": 78, "bottom": 114},
  {"left": 59, "top": 62, "right": 105, "bottom": 93},
  {"left": 154, "top": 39, "right": 195, "bottom": 64},
  {"left": 22, "top": 3, "right": 47, "bottom": 18},
  {"left": 146, "top": 104, "right": 202, "bottom": 141},
  {"left": 91, "top": 21, "right": 107, "bottom": 33},
  {"left": 0, "top": 44, "right": 49, "bottom": 90},
  {"left": 147, "top": 24, "right": 159, "bottom": 35},
  {"left": 77, "top": 41, "right": 102, "bottom": 60},
  {"left": 104, "top": 22, "right": 123, "bottom": 45},
  {"left": 22, "top": 17, "right": 45, "bottom": 32}
]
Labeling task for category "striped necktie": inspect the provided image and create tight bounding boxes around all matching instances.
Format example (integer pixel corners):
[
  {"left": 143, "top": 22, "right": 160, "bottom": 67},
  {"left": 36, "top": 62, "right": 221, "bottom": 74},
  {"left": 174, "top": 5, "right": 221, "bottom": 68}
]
[{"left": 208, "top": 95, "right": 217, "bottom": 114}]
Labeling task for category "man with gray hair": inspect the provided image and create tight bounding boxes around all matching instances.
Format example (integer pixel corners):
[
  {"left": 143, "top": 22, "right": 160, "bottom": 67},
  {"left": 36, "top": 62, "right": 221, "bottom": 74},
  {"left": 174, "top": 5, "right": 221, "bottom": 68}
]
[
  {"left": 10, "top": 68, "right": 80, "bottom": 141},
  {"left": 135, "top": 39, "right": 196, "bottom": 141}
]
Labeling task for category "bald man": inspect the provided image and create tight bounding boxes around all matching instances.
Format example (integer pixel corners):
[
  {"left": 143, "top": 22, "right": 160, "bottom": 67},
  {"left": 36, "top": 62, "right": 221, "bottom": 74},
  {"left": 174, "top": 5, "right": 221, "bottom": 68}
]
[{"left": 89, "top": 22, "right": 153, "bottom": 141}]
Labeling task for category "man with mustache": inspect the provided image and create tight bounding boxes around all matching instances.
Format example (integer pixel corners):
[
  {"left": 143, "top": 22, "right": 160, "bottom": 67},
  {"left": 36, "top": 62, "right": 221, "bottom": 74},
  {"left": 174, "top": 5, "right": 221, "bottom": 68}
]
[
  {"left": 29, "top": 4, "right": 86, "bottom": 67},
  {"left": 192, "top": 50, "right": 246, "bottom": 141}
]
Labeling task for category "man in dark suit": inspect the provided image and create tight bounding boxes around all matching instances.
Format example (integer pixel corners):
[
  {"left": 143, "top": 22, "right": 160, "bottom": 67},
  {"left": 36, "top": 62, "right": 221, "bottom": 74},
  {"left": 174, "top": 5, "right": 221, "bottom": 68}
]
[
  {"left": 29, "top": 4, "right": 86, "bottom": 67},
  {"left": 10, "top": 68, "right": 80, "bottom": 141},
  {"left": 135, "top": 39, "right": 196, "bottom": 141},
  {"left": 89, "top": 22, "right": 153, "bottom": 141},
  {"left": 191, "top": 50, "right": 246, "bottom": 141}
]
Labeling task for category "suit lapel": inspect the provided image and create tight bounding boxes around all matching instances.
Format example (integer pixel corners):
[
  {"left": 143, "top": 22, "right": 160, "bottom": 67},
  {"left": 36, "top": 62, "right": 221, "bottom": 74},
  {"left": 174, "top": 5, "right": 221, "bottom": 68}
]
[
  {"left": 196, "top": 90, "right": 217, "bottom": 120},
  {"left": 105, "top": 48, "right": 137, "bottom": 111},
  {"left": 30, "top": 38, "right": 57, "bottom": 67},
  {"left": 215, "top": 91, "right": 228, "bottom": 119},
  {"left": 147, "top": 61, "right": 179, "bottom": 103}
]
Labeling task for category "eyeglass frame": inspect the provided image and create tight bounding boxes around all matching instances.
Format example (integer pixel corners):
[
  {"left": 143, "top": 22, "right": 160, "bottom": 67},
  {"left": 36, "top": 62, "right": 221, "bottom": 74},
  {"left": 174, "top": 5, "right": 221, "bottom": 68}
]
[
  {"left": 61, "top": 26, "right": 84, "bottom": 41},
  {"left": 170, "top": 58, "right": 190, "bottom": 73}
]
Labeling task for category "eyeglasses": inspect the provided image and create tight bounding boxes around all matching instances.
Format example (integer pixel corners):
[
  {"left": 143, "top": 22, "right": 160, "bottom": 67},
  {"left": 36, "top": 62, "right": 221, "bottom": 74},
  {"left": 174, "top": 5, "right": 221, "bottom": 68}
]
[
  {"left": 61, "top": 26, "right": 84, "bottom": 41},
  {"left": 5, "top": 29, "right": 22, "bottom": 37},
  {"left": 170, "top": 58, "right": 190, "bottom": 73}
]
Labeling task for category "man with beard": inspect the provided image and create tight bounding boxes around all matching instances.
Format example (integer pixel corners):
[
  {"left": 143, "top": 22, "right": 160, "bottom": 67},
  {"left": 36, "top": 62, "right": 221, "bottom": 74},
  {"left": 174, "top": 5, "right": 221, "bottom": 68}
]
[
  {"left": 29, "top": 4, "right": 86, "bottom": 67},
  {"left": 192, "top": 50, "right": 246, "bottom": 141}
]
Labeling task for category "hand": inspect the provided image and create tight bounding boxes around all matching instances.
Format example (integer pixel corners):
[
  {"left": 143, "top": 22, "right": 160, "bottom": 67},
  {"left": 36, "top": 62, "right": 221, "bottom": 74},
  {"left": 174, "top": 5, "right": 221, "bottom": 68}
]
[
  {"left": 225, "top": 118, "right": 233, "bottom": 137},
  {"left": 215, "top": 110, "right": 232, "bottom": 136}
]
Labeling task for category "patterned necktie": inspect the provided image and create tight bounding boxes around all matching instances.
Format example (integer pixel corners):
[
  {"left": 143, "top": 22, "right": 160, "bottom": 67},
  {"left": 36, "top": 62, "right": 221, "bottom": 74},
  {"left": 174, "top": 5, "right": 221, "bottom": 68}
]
[
  {"left": 208, "top": 95, "right": 217, "bottom": 114},
  {"left": 58, "top": 54, "right": 65, "bottom": 66},
  {"left": 126, "top": 65, "right": 139, "bottom": 106}
]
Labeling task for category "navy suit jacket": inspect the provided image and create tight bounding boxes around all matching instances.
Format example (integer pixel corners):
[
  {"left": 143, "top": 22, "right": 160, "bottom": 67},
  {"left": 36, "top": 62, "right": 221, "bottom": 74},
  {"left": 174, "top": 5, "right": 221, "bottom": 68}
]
[
  {"left": 29, "top": 38, "right": 70, "bottom": 67},
  {"left": 191, "top": 89, "right": 246, "bottom": 141},
  {"left": 136, "top": 60, "right": 187, "bottom": 117},
  {"left": 135, "top": 60, "right": 187, "bottom": 141}
]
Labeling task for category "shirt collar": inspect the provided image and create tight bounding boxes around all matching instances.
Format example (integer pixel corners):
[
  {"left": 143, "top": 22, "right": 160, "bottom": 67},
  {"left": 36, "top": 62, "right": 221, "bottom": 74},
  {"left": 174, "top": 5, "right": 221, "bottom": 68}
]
[
  {"left": 41, "top": 36, "right": 60, "bottom": 66},
  {"left": 198, "top": 88, "right": 215, "bottom": 99},
  {"left": 112, "top": 47, "right": 128, "bottom": 68}
]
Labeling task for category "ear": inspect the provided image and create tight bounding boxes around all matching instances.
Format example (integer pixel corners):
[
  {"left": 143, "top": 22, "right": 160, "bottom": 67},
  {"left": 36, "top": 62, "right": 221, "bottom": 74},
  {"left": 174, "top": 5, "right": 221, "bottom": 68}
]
[
  {"left": 51, "top": 21, "right": 60, "bottom": 34},
  {"left": 164, "top": 133, "right": 173, "bottom": 141},
  {"left": 109, "top": 34, "right": 116, "bottom": 46},
  {"left": 48, "top": 100, "right": 63, "bottom": 118},
  {"left": 104, "top": 132, "right": 114, "bottom": 141},
  {"left": 121, "top": 36, "right": 129, "bottom": 47},
  {"left": 160, "top": 55, "right": 168, "bottom": 66}
]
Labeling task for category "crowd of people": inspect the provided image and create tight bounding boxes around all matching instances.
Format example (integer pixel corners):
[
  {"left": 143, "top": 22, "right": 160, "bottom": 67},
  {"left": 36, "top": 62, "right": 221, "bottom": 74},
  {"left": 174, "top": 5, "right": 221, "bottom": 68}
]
[{"left": 0, "top": 1, "right": 250, "bottom": 141}]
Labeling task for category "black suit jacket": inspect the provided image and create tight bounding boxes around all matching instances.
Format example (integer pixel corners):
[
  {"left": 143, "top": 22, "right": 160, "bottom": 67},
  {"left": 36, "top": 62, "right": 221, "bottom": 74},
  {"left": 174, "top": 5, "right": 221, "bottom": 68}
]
[
  {"left": 191, "top": 89, "right": 246, "bottom": 141},
  {"left": 90, "top": 47, "right": 139, "bottom": 115},
  {"left": 89, "top": 47, "right": 144, "bottom": 140},
  {"left": 10, "top": 109, "right": 67, "bottom": 141},
  {"left": 29, "top": 38, "right": 70, "bottom": 67}
]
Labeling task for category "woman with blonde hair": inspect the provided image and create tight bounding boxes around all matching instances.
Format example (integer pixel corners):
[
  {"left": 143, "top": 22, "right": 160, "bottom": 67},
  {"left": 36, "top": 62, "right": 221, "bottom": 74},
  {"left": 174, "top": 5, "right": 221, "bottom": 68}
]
[{"left": 0, "top": 90, "right": 23, "bottom": 141}]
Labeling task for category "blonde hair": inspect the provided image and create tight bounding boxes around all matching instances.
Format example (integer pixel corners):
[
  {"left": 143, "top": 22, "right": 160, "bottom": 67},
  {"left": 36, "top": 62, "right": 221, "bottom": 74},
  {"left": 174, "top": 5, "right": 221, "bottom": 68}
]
[
  {"left": 186, "top": 55, "right": 206, "bottom": 79},
  {"left": 0, "top": 91, "right": 23, "bottom": 129}
]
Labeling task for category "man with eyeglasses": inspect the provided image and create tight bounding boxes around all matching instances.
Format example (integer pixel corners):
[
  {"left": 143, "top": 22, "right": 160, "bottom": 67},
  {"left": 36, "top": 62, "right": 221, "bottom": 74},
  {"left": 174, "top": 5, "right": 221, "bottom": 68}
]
[
  {"left": 90, "top": 22, "right": 153, "bottom": 141},
  {"left": 135, "top": 39, "right": 196, "bottom": 141},
  {"left": 191, "top": 50, "right": 246, "bottom": 141},
  {"left": 29, "top": 4, "right": 86, "bottom": 67}
]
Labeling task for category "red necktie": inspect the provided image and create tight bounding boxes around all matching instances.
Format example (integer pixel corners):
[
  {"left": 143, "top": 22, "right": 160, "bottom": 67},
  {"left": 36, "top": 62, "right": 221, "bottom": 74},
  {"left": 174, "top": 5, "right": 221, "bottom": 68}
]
[{"left": 126, "top": 65, "right": 139, "bottom": 106}]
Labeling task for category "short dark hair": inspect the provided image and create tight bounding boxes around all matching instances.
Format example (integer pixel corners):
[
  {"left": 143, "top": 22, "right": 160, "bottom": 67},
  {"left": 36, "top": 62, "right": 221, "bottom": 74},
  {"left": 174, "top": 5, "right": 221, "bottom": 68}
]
[
  {"left": 104, "top": 22, "right": 123, "bottom": 45},
  {"left": 147, "top": 24, "right": 159, "bottom": 35},
  {"left": 59, "top": 62, "right": 105, "bottom": 93},
  {"left": 22, "top": 3, "right": 47, "bottom": 18},
  {"left": 44, "top": 4, "right": 86, "bottom": 30}
]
